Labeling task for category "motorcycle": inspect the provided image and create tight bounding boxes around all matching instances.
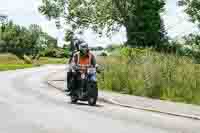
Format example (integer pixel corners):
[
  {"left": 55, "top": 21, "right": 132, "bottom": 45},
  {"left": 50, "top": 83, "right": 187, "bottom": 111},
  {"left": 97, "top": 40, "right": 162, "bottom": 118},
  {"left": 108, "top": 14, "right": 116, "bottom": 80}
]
[{"left": 69, "top": 64, "right": 101, "bottom": 106}]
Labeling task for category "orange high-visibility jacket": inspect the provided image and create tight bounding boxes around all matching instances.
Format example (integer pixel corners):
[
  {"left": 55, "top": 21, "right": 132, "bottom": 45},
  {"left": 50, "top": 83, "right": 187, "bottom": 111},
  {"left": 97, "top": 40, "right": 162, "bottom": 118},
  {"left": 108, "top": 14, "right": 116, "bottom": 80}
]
[{"left": 73, "top": 51, "right": 96, "bottom": 67}]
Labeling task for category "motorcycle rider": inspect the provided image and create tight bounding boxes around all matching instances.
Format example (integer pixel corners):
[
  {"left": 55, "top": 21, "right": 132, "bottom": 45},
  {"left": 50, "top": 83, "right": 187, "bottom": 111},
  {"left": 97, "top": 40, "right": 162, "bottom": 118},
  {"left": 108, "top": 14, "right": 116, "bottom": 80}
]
[
  {"left": 65, "top": 38, "right": 82, "bottom": 93},
  {"left": 73, "top": 42, "right": 96, "bottom": 69},
  {"left": 68, "top": 37, "right": 82, "bottom": 64},
  {"left": 67, "top": 40, "right": 97, "bottom": 95}
]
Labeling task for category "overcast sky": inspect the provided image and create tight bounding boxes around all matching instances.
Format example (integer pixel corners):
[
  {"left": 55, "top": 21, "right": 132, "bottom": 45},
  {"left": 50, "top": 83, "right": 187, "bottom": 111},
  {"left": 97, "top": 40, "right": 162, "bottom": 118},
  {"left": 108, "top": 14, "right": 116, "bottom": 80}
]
[{"left": 0, "top": 0, "right": 199, "bottom": 47}]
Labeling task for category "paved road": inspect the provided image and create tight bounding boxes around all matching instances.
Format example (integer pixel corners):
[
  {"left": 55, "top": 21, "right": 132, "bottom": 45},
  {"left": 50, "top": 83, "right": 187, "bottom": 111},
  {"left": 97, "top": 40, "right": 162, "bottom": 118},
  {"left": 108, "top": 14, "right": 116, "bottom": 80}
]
[{"left": 0, "top": 65, "right": 199, "bottom": 133}]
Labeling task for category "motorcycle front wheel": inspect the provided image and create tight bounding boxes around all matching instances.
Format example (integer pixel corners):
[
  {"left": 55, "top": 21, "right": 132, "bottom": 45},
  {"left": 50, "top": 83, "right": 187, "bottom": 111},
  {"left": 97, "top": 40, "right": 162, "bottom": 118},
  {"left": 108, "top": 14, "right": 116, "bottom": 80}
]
[{"left": 87, "top": 81, "right": 98, "bottom": 106}]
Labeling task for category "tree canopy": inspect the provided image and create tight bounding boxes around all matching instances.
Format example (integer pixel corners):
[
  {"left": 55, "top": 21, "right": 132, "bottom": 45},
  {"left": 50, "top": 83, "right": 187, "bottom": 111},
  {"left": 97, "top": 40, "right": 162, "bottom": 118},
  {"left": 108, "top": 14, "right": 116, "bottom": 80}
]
[
  {"left": 0, "top": 20, "right": 58, "bottom": 61},
  {"left": 179, "top": 0, "right": 200, "bottom": 29},
  {"left": 39, "top": 0, "right": 167, "bottom": 47}
]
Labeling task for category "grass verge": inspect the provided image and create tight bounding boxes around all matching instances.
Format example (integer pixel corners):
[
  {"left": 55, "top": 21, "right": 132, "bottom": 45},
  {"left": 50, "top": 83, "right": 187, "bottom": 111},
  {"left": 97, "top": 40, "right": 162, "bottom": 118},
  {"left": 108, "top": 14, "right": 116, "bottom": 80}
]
[
  {"left": 36, "top": 57, "right": 67, "bottom": 65},
  {"left": 0, "top": 53, "right": 67, "bottom": 71},
  {"left": 97, "top": 49, "right": 200, "bottom": 105},
  {"left": 0, "top": 64, "right": 34, "bottom": 71}
]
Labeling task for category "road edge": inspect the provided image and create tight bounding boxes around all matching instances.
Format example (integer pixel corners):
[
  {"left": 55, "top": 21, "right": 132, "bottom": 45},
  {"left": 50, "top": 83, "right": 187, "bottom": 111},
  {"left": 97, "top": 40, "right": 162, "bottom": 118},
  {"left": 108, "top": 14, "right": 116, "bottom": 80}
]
[{"left": 45, "top": 70, "right": 200, "bottom": 121}]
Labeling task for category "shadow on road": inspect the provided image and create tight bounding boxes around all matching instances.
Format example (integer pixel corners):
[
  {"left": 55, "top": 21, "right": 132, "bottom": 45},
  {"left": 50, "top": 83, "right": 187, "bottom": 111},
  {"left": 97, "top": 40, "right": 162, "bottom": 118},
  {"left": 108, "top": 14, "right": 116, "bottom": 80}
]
[{"left": 68, "top": 101, "right": 103, "bottom": 108}]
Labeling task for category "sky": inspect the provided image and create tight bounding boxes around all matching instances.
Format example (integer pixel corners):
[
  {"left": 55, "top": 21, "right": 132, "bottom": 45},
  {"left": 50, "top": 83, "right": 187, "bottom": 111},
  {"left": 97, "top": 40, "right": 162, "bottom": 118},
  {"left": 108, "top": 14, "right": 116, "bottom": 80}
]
[{"left": 0, "top": 0, "right": 199, "bottom": 47}]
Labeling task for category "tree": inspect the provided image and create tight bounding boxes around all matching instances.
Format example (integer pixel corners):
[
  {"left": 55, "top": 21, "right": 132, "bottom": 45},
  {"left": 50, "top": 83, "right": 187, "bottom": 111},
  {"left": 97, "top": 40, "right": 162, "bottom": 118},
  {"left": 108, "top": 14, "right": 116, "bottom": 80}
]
[
  {"left": 0, "top": 22, "right": 38, "bottom": 60},
  {"left": 39, "top": 0, "right": 166, "bottom": 47},
  {"left": 0, "top": 14, "right": 7, "bottom": 22},
  {"left": 0, "top": 14, "right": 8, "bottom": 35},
  {"left": 0, "top": 20, "right": 58, "bottom": 62},
  {"left": 178, "top": 0, "right": 200, "bottom": 28},
  {"left": 90, "top": 46, "right": 104, "bottom": 51},
  {"left": 64, "top": 30, "right": 75, "bottom": 51},
  {"left": 41, "top": 32, "right": 58, "bottom": 49},
  {"left": 183, "top": 34, "right": 200, "bottom": 46},
  {"left": 178, "top": 0, "right": 200, "bottom": 59},
  {"left": 28, "top": 24, "right": 43, "bottom": 59}
]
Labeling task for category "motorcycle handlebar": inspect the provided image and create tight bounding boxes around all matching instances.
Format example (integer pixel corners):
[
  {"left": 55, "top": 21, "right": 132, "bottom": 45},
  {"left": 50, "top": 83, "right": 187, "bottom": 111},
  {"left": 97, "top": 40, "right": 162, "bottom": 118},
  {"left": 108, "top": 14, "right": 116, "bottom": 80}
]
[
  {"left": 71, "top": 64, "right": 103, "bottom": 73},
  {"left": 72, "top": 65, "right": 95, "bottom": 71}
]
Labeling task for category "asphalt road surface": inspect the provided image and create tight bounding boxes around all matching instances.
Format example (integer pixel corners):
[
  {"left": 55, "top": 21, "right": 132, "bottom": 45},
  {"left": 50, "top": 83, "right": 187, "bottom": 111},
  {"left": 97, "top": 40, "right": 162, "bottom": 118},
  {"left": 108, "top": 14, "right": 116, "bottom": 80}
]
[{"left": 0, "top": 65, "right": 199, "bottom": 133}]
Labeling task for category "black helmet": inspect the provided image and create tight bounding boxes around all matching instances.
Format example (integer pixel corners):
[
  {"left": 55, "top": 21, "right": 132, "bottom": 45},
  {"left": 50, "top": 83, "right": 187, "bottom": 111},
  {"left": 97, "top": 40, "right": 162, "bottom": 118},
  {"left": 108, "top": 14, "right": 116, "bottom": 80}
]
[
  {"left": 73, "top": 37, "right": 85, "bottom": 51},
  {"left": 79, "top": 42, "right": 88, "bottom": 49},
  {"left": 79, "top": 42, "right": 88, "bottom": 55}
]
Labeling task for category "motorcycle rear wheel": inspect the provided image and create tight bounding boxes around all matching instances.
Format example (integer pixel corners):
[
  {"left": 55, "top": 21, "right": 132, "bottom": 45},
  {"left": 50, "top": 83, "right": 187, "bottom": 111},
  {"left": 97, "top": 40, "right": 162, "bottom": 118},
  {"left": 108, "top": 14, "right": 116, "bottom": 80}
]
[{"left": 71, "top": 95, "right": 78, "bottom": 104}]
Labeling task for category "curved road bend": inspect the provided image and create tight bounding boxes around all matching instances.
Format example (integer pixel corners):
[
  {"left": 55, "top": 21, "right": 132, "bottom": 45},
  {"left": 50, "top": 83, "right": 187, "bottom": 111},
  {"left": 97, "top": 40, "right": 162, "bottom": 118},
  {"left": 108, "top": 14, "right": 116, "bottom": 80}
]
[{"left": 0, "top": 65, "right": 199, "bottom": 133}]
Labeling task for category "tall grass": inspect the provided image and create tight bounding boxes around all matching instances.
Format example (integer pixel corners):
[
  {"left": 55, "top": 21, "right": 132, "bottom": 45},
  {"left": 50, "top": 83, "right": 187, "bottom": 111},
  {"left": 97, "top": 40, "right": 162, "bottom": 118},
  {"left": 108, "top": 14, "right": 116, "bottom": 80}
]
[
  {"left": 0, "top": 53, "right": 24, "bottom": 64},
  {"left": 97, "top": 49, "right": 200, "bottom": 105}
]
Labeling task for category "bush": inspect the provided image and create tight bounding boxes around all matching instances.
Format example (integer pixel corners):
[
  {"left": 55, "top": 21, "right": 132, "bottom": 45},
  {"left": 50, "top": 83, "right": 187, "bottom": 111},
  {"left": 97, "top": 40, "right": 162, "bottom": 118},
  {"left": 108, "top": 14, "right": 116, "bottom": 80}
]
[
  {"left": 154, "top": 41, "right": 182, "bottom": 54},
  {"left": 43, "top": 48, "right": 68, "bottom": 58},
  {"left": 100, "top": 52, "right": 108, "bottom": 56},
  {"left": 106, "top": 44, "right": 121, "bottom": 52},
  {"left": 120, "top": 47, "right": 151, "bottom": 57},
  {"left": 23, "top": 55, "right": 33, "bottom": 64}
]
